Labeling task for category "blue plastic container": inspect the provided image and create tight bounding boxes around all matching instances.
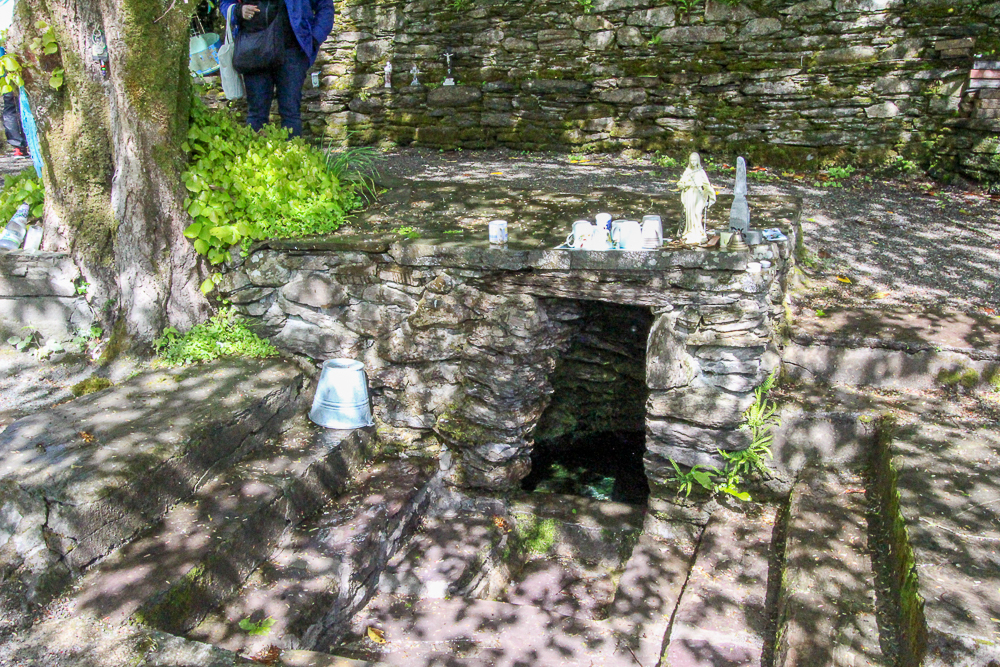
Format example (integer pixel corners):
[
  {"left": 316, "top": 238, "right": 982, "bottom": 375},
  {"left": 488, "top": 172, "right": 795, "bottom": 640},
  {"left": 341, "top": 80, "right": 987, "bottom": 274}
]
[{"left": 308, "top": 358, "right": 375, "bottom": 429}]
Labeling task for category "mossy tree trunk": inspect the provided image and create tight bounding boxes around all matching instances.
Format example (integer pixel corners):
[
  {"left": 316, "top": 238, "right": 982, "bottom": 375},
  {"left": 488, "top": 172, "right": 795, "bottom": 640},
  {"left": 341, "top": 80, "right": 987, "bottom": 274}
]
[{"left": 12, "top": 0, "right": 209, "bottom": 346}]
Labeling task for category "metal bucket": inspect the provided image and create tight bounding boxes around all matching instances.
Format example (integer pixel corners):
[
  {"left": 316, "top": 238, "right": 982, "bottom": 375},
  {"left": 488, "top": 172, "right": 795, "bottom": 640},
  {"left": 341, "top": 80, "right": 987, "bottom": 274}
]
[{"left": 308, "top": 358, "right": 375, "bottom": 429}]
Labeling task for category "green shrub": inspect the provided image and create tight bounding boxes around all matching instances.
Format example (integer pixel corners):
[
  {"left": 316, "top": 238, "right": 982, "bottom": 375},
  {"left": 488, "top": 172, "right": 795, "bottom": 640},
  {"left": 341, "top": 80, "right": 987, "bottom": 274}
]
[
  {"left": 0, "top": 168, "right": 44, "bottom": 222},
  {"left": 181, "top": 98, "right": 366, "bottom": 266},
  {"left": 153, "top": 307, "right": 278, "bottom": 366}
]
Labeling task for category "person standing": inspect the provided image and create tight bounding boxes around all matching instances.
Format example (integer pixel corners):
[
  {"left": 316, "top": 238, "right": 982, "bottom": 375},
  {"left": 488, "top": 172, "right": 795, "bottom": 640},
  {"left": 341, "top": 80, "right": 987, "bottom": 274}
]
[
  {"left": 0, "top": 46, "right": 27, "bottom": 158},
  {"left": 2, "top": 90, "right": 27, "bottom": 157},
  {"left": 219, "top": 0, "right": 334, "bottom": 138}
]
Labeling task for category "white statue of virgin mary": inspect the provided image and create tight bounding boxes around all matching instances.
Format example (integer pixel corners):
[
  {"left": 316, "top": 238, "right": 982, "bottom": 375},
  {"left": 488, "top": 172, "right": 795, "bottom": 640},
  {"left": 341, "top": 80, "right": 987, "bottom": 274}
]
[{"left": 678, "top": 152, "right": 717, "bottom": 245}]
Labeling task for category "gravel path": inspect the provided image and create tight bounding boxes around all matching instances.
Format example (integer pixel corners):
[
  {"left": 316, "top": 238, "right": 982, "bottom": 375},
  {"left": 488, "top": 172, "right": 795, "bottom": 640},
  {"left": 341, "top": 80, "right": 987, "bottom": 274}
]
[{"left": 374, "top": 147, "right": 1000, "bottom": 316}]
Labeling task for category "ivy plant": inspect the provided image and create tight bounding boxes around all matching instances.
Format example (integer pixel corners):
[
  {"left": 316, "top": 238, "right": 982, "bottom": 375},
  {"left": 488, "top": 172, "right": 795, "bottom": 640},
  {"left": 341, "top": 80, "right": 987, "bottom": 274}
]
[
  {"left": 28, "top": 20, "right": 64, "bottom": 90},
  {"left": 0, "top": 168, "right": 44, "bottom": 221},
  {"left": 153, "top": 307, "right": 278, "bottom": 366},
  {"left": 0, "top": 52, "right": 22, "bottom": 94},
  {"left": 181, "top": 97, "right": 364, "bottom": 270}
]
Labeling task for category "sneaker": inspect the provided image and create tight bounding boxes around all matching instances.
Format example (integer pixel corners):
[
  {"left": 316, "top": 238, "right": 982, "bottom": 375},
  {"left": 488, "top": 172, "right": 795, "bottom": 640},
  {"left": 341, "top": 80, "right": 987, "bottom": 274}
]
[{"left": 12, "top": 147, "right": 26, "bottom": 157}]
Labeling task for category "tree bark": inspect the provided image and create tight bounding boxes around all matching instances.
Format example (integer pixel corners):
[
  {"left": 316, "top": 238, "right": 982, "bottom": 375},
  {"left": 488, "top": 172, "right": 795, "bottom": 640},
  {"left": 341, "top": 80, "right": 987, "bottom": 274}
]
[{"left": 13, "top": 0, "right": 210, "bottom": 346}]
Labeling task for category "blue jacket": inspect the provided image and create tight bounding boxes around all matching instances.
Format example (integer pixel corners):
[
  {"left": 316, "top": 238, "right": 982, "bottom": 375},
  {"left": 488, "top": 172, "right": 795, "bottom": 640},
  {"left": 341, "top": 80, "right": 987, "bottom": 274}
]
[{"left": 220, "top": 0, "right": 334, "bottom": 65}]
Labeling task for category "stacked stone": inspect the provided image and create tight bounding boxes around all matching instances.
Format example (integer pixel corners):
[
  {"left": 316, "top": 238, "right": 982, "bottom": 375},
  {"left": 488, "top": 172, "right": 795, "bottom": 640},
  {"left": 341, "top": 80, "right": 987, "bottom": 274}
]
[
  {"left": 532, "top": 301, "right": 652, "bottom": 447},
  {"left": 298, "top": 0, "right": 995, "bottom": 177},
  {"left": 220, "top": 234, "right": 795, "bottom": 495},
  {"left": 0, "top": 252, "right": 95, "bottom": 340}
]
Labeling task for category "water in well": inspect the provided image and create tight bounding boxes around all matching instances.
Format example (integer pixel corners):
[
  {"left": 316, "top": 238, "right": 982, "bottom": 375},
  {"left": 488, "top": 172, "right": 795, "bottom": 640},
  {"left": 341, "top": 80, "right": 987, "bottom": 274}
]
[{"left": 521, "top": 430, "right": 649, "bottom": 504}]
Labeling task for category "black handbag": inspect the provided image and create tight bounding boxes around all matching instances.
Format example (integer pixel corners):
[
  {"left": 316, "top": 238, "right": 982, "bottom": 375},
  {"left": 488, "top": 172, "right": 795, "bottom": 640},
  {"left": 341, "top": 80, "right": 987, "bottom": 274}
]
[{"left": 233, "top": 6, "right": 286, "bottom": 74}]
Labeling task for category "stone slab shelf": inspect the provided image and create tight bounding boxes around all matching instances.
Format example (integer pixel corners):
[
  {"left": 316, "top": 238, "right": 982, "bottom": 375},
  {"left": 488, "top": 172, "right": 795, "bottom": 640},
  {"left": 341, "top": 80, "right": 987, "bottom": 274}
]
[{"left": 222, "top": 188, "right": 800, "bottom": 495}]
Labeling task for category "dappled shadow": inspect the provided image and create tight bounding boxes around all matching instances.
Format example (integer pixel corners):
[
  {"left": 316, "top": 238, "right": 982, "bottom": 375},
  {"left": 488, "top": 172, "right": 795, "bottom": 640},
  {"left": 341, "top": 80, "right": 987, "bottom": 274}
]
[
  {"left": 881, "top": 421, "right": 1000, "bottom": 664},
  {"left": 775, "top": 468, "right": 884, "bottom": 666},
  {"left": 185, "top": 457, "right": 432, "bottom": 657},
  {"left": 663, "top": 504, "right": 775, "bottom": 666},
  {"left": 330, "top": 492, "right": 695, "bottom": 667},
  {"left": 0, "top": 358, "right": 303, "bottom": 637},
  {"left": 790, "top": 178, "right": 1000, "bottom": 316}
]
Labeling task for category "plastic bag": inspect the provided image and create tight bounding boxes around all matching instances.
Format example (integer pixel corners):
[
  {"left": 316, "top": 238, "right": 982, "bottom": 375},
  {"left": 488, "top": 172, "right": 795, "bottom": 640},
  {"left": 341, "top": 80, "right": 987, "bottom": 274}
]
[{"left": 219, "top": 5, "right": 245, "bottom": 100}]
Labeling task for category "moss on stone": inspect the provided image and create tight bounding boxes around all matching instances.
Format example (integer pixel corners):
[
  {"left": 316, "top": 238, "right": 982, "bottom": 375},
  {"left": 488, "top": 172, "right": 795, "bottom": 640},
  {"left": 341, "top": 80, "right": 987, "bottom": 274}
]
[
  {"left": 71, "top": 376, "right": 113, "bottom": 397},
  {"left": 98, "top": 317, "right": 130, "bottom": 365},
  {"left": 133, "top": 563, "right": 207, "bottom": 633},
  {"left": 867, "top": 417, "right": 928, "bottom": 667}
]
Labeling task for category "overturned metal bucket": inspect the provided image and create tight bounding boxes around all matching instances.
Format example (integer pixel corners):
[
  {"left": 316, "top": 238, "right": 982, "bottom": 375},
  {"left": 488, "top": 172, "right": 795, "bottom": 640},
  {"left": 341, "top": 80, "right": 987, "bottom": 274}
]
[{"left": 308, "top": 358, "right": 375, "bottom": 429}]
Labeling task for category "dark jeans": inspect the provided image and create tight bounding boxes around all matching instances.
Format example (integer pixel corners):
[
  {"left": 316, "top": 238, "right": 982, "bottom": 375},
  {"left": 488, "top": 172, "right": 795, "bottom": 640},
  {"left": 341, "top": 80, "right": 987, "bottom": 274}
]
[
  {"left": 3, "top": 93, "right": 25, "bottom": 149},
  {"left": 243, "top": 44, "right": 310, "bottom": 138}
]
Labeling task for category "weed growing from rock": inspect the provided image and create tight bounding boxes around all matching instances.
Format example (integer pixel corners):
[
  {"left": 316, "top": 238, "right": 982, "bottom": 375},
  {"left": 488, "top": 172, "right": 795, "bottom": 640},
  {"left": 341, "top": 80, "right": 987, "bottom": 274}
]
[{"left": 154, "top": 307, "right": 278, "bottom": 366}]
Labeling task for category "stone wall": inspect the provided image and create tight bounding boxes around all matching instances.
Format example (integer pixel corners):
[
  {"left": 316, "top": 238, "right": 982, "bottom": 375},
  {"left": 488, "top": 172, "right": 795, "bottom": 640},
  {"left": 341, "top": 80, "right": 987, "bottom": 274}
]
[
  {"left": 219, "top": 235, "right": 793, "bottom": 494},
  {"left": 0, "top": 252, "right": 94, "bottom": 340},
  {"left": 284, "top": 0, "right": 1000, "bottom": 180}
]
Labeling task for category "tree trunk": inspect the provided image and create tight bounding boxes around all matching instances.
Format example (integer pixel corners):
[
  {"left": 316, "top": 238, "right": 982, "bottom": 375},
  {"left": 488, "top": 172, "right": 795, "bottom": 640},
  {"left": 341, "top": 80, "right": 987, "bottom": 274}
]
[{"left": 13, "top": 0, "right": 210, "bottom": 347}]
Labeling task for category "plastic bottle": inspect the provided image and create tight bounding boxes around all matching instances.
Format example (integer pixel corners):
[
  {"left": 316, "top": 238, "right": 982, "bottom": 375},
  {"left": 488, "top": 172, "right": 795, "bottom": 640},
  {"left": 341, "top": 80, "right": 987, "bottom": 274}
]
[
  {"left": 23, "top": 225, "right": 42, "bottom": 252},
  {"left": 0, "top": 204, "right": 30, "bottom": 250}
]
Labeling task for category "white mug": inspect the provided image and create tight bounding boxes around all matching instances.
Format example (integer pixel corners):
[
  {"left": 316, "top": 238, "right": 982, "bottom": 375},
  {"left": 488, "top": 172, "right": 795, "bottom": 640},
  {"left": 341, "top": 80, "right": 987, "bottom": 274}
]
[
  {"left": 595, "top": 212, "right": 612, "bottom": 231},
  {"left": 612, "top": 220, "right": 643, "bottom": 251},
  {"left": 566, "top": 219, "right": 594, "bottom": 248},
  {"left": 641, "top": 218, "right": 663, "bottom": 249},
  {"left": 489, "top": 219, "right": 508, "bottom": 245},
  {"left": 583, "top": 227, "right": 612, "bottom": 251}
]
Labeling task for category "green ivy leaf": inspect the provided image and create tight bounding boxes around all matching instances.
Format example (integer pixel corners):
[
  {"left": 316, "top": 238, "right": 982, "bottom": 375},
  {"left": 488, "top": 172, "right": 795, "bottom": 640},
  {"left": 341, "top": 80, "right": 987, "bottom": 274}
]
[{"left": 183, "top": 222, "right": 203, "bottom": 239}]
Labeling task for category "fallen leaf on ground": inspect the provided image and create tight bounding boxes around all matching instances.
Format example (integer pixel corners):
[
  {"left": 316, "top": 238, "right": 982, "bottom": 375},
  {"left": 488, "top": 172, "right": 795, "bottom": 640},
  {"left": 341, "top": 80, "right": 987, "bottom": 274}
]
[
  {"left": 249, "top": 645, "right": 282, "bottom": 665},
  {"left": 490, "top": 172, "right": 503, "bottom": 175},
  {"left": 818, "top": 250, "right": 831, "bottom": 258},
  {"left": 368, "top": 626, "right": 387, "bottom": 644},
  {"left": 981, "top": 307, "right": 997, "bottom": 316},
  {"left": 492, "top": 515, "right": 512, "bottom": 533},
  {"left": 78, "top": 431, "right": 95, "bottom": 444},
  {"left": 871, "top": 292, "right": 890, "bottom": 299},
  {"left": 837, "top": 276, "right": 852, "bottom": 284}
]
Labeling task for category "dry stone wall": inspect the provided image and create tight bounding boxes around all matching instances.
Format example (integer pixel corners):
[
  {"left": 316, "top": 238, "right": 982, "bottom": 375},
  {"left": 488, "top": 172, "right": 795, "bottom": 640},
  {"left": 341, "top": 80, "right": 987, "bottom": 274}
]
[
  {"left": 0, "top": 252, "right": 94, "bottom": 339},
  {"left": 220, "top": 236, "right": 794, "bottom": 494},
  {"left": 285, "top": 0, "right": 1000, "bottom": 180}
]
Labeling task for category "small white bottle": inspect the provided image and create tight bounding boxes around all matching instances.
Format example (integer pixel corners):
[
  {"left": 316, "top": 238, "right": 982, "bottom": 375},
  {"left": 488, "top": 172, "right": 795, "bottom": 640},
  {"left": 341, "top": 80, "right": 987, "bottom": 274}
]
[
  {"left": 0, "top": 204, "right": 30, "bottom": 250},
  {"left": 23, "top": 225, "right": 42, "bottom": 252}
]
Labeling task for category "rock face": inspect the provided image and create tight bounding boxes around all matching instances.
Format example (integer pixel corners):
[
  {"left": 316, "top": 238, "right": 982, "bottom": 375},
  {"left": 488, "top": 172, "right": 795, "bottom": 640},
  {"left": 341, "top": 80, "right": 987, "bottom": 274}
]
[
  {"left": 220, "top": 230, "right": 794, "bottom": 494},
  {"left": 0, "top": 358, "right": 304, "bottom": 634},
  {"left": 258, "top": 0, "right": 999, "bottom": 182}
]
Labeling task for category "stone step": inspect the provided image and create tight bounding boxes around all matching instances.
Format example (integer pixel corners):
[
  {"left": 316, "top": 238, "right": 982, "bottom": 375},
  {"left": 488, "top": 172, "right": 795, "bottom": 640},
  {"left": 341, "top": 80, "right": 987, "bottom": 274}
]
[
  {"left": 501, "top": 494, "right": 645, "bottom": 619},
  {"left": 188, "top": 457, "right": 434, "bottom": 658},
  {"left": 783, "top": 341, "right": 999, "bottom": 391},
  {"left": 377, "top": 513, "right": 507, "bottom": 600},
  {"left": 883, "top": 421, "right": 1000, "bottom": 667},
  {"left": 376, "top": 492, "right": 647, "bottom": 622},
  {"left": 663, "top": 505, "right": 778, "bottom": 667},
  {"left": 335, "top": 595, "right": 638, "bottom": 667},
  {"left": 774, "top": 468, "right": 886, "bottom": 667},
  {"left": 507, "top": 493, "right": 645, "bottom": 567},
  {"left": 609, "top": 510, "right": 704, "bottom": 667},
  {"left": 0, "top": 358, "right": 304, "bottom": 635},
  {"left": 60, "top": 415, "right": 377, "bottom": 636}
]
